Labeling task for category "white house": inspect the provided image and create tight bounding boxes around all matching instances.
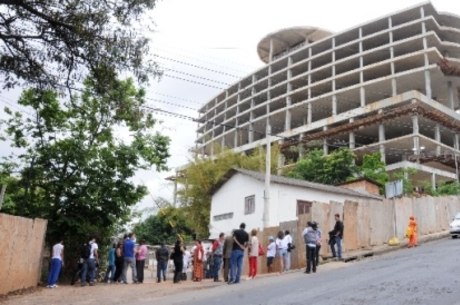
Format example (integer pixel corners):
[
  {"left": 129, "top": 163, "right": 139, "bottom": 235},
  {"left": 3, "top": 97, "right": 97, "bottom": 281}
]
[{"left": 208, "top": 168, "right": 382, "bottom": 238}]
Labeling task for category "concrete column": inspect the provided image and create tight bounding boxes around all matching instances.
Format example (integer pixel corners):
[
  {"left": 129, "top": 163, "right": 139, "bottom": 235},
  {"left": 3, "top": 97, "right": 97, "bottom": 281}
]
[
  {"left": 455, "top": 134, "right": 460, "bottom": 150},
  {"left": 308, "top": 48, "right": 312, "bottom": 101},
  {"left": 307, "top": 103, "right": 312, "bottom": 124},
  {"left": 234, "top": 128, "right": 238, "bottom": 148},
  {"left": 421, "top": 10, "right": 432, "bottom": 99},
  {"left": 298, "top": 134, "right": 305, "bottom": 158},
  {"left": 389, "top": 17, "right": 397, "bottom": 96},
  {"left": 249, "top": 99, "right": 255, "bottom": 142},
  {"left": 269, "top": 38, "right": 274, "bottom": 63},
  {"left": 221, "top": 126, "right": 226, "bottom": 148},
  {"left": 349, "top": 119, "right": 355, "bottom": 149},
  {"left": 277, "top": 141, "right": 285, "bottom": 175},
  {"left": 412, "top": 114, "right": 420, "bottom": 163},
  {"left": 435, "top": 123, "right": 441, "bottom": 156},
  {"left": 285, "top": 97, "right": 292, "bottom": 131},
  {"left": 431, "top": 172, "right": 436, "bottom": 190},
  {"left": 359, "top": 27, "right": 365, "bottom": 107},
  {"left": 323, "top": 126, "right": 328, "bottom": 155},
  {"left": 379, "top": 120, "right": 386, "bottom": 163},
  {"left": 448, "top": 81, "right": 455, "bottom": 110},
  {"left": 332, "top": 38, "right": 337, "bottom": 115}
]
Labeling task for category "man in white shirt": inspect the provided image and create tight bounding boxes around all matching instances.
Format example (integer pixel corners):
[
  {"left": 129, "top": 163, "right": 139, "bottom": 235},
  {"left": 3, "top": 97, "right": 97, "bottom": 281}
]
[
  {"left": 47, "top": 238, "right": 64, "bottom": 288},
  {"left": 284, "top": 230, "right": 293, "bottom": 271},
  {"left": 81, "top": 236, "right": 99, "bottom": 286}
]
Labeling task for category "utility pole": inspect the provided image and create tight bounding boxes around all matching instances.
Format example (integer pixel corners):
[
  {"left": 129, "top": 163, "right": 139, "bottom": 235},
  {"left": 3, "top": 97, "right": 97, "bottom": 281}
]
[
  {"left": 0, "top": 184, "right": 7, "bottom": 210},
  {"left": 263, "top": 124, "right": 271, "bottom": 228}
]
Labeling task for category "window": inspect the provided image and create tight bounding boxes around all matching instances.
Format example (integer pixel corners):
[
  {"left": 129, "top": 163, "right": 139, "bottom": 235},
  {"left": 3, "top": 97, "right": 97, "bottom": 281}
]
[
  {"left": 297, "top": 200, "right": 312, "bottom": 216},
  {"left": 213, "top": 212, "right": 234, "bottom": 221},
  {"left": 244, "top": 195, "right": 255, "bottom": 214}
]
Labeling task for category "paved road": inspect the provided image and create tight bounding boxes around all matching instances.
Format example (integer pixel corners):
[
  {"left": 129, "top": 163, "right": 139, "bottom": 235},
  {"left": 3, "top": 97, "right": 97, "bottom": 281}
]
[{"left": 157, "top": 238, "right": 460, "bottom": 305}]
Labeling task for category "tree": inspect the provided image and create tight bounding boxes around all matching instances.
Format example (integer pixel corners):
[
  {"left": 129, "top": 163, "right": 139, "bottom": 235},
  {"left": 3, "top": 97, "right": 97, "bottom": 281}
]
[
  {"left": 0, "top": 0, "right": 159, "bottom": 91},
  {"left": 178, "top": 146, "right": 280, "bottom": 238},
  {"left": 359, "top": 152, "right": 389, "bottom": 188},
  {"left": 134, "top": 206, "right": 194, "bottom": 245},
  {"left": 287, "top": 148, "right": 357, "bottom": 185},
  {"left": 0, "top": 73, "right": 170, "bottom": 264}
]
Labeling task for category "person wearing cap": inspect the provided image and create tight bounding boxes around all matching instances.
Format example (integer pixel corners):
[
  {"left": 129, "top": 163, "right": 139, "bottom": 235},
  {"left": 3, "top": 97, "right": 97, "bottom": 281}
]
[{"left": 266, "top": 236, "right": 276, "bottom": 273}]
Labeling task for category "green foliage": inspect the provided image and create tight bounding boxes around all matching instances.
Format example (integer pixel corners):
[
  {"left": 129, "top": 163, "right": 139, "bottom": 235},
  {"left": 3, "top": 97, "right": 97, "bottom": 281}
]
[
  {"left": 0, "top": 74, "right": 170, "bottom": 268},
  {"left": 358, "top": 152, "right": 389, "bottom": 190},
  {"left": 287, "top": 148, "right": 357, "bottom": 185},
  {"left": 0, "top": 0, "right": 160, "bottom": 90},
  {"left": 134, "top": 206, "right": 194, "bottom": 245},
  {"left": 423, "top": 181, "right": 460, "bottom": 196},
  {"left": 393, "top": 168, "right": 417, "bottom": 195},
  {"left": 178, "top": 145, "right": 280, "bottom": 238}
]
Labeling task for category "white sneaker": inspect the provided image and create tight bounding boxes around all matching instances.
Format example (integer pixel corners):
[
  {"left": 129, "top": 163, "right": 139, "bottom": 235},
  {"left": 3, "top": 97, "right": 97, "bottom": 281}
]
[
  {"left": 51, "top": 284, "right": 58, "bottom": 288},
  {"left": 46, "top": 285, "right": 51, "bottom": 288}
]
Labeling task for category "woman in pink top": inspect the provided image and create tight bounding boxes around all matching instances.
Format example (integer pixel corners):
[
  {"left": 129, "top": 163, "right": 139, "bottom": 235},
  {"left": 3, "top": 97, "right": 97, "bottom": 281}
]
[{"left": 135, "top": 239, "right": 148, "bottom": 283}]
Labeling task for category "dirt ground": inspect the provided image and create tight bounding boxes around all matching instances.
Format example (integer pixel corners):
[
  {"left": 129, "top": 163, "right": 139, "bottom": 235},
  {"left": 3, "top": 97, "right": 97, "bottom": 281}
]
[{"left": 0, "top": 276, "right": 222, "bottom": 305}]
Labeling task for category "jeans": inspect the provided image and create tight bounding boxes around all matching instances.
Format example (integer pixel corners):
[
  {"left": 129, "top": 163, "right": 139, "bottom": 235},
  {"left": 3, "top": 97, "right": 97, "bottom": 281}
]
[
  {"left": 47, "top": 258, "right": 62, "bottom": 286},
  {"left": 212, "top": 255, "right": 222, "bottom": 280},
  {"left": 81, "top": 258, "right": 96, "bottom": 284},
  {"left": 305, "top": 245, "right": 316, "bottom": 273},
  {"left": 136, "top": 259, "right": 145, "bottom": 283},
  {"left": 229, "top": 249, "right": 244, "bottom": 283},
  {"left": 330, "top": 236, "right": 342, "bottom": 259},
  {"left": 157, "top": 260, "right": 168, "bottom": 281},
  {"left": 104, "top": 265, "right": 115, "bottom": 282},
  {"left": 122, "top": 257, "right": 137, "bottom": 283}
]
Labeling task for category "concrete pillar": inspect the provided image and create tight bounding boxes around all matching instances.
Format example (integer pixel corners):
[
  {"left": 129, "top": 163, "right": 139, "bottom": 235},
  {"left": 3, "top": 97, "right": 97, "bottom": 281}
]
[
  {"left": 269, "top": 38, "right": 274, "bottom": 63},
  {"left": 448, "top": 81, "right": 455, "bottom": 110},
  {"left": 221, "top": 126, "right": 226, "bottom": 148},
  {"left": 298, "top": 134, "right": 305, "bottom": 158},
  {"left": 431, "top": 172, "right": 436, "bottom": 190},
  {"left": 307, "top": 103, "right": 312, "bottom": 124},
  {"left": 379, "top": 120, "right": 386, "bottom": 163},
  {"left": 277, "top": 141, "right": 285, "bottom": 175},
  {"left": 349, "top": 118, "right": 355, "bottom": 149},
  {"left": 249, "top": 99, "right": 255, "bottom": 142},
  {"left": 285, "top": 97, "right": 292, "bottom": 131},
  {"left": 234, "top": 128, "right": 238, "bottom": 148},
  {"left": 389, "top": 17, "right": 397, "bottom": 96},
  {"left": 412, "top": 114, "right": 420, "bottom": 163},
  {"left": 435, "top": 123, "right": 441, "bottom": 156},
  {"left": 308, "top": 48, "right": 312, "bottom": 101},
  {"left": 421, "top": 9, "right": 432, "bottom": 99},
  {"left": 323, "top": 126, "right": 328, "bottom": 155},
  {"left": 332, "top": 95, "right": 337, "bottom": 116},
  {"left": 455, "top": 134, "right": 460, "bottom": 150},
  {"left": 332, "top": 38, "right": 337, "bottom": 115}
]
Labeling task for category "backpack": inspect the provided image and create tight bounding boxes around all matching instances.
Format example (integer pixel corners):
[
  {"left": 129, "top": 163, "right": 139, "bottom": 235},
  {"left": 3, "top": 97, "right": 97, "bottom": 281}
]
[
  {"left": 81, "top": 243, "right": 91, "bottom": 259},
  {"left": 304, "top": 228, "right": 317, "bottom": 245},
  {"left": 258, "top": 244, "right": 265, "bottom": 256}
]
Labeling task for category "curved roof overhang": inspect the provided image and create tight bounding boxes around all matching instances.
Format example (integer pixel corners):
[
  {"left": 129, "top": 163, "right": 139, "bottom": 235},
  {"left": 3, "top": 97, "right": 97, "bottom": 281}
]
[{"left": 257, "top": 26, "right": 333, "bottom": 63}]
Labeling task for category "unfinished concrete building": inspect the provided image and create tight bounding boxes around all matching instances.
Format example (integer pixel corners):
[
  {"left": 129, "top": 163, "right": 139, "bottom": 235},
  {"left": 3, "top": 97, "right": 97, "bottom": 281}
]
[{"left": 196, "top": 2, "right": 460, "bottom": 188}]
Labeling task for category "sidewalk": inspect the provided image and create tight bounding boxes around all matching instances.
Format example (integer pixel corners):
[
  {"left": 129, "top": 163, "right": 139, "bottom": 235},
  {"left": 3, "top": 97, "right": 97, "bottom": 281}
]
[{"left": 338, "top": 230, "right": 450, "bottom": 263}]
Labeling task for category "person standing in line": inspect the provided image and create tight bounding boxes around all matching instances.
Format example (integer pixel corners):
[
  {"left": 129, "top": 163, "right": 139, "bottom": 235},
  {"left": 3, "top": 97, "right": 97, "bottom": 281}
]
[
  {"left": 211, "top": 233, "right": 225, "bottom": 282},
  {"left": 266, "top": 236, "right": 276, "bottom": 273},
  {"left": 222, "top": 230, "right": 234, "bottom": 282},
  {"left": 121, "top": 233, "right": 137, "bottom": 284},
  {"left": 47, "top": 238, "right": 64, "bottom": 288},
  {"left": 136, "top": 239, "right": 148, "bottom": 283},
  {"left": 170, "top": 240, "right": 184, "bottom": 283},
  {"left": 81, "top": 236, "right": 98, "bottom": 286},
  {"left": 275, "top": 230, "right": 288, "bottom": 273},
  {"left": 248, "top": 229, "right": 259, "bottom": 279},
  {"left": 192, "top": 240, "right": 205, "bottom": 281},
  {"left": 303, "top": 221, "right": 318, "bottom": 274},
  {"left": 406, "top": 216, "right": 418, "bottom": 248},
  {"left": 182, "top": 246, "right": 191, "bottom": 281},
  {"left": 229, "top": 223, "right": 249, "bottom": 284},
  {"left": 156, "top": 242, "right": 170, "bottom": 283},
  {"left": 112, "top": 241, "right": 124, "bottom": 283},
  {"left": 104, "top": 243, "right": 116, "bottom": 283},
  {"left": 329, "top": 214, "right": 344, "bottom": 260},
  {"left": 314, "top": 222, "right": 322, "bottom": 267},
  {"left": 284, "top": 230, "right": 293, "bottom": 271}
]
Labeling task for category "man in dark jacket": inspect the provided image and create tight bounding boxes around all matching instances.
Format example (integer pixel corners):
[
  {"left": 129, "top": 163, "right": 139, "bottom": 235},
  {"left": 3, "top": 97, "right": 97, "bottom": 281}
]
[
  {"left": 156, "top": 242, "right": 170, "bottom": 283},
  {"left": 329, "top": 214, "right": 344, "bottom": 260}
]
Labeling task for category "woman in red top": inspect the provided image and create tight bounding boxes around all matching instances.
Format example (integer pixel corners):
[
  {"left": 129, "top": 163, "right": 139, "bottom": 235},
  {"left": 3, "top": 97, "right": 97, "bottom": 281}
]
[{"left": 192, "top": 240, "right": 204, "bottom": 281}]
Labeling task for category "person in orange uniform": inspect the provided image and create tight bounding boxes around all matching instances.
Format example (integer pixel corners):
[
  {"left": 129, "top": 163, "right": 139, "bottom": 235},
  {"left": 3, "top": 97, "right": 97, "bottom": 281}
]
[{"left": 406, "top": 216, "right": 418, "bottom": 248}]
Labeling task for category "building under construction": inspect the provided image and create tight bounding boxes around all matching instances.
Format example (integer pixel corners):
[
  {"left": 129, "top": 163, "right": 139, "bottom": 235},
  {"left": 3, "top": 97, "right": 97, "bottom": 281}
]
[{"left": 196, "top": 2, "right": 460, "bottom": 188}]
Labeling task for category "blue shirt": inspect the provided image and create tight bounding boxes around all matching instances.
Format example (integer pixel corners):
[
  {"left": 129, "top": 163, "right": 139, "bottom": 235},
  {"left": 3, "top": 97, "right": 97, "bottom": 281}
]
[
  {"left": 108, "top": 248, "right": 115, "bottom": 265},
  {"left": 123, "top": 239, "right": 135, "bottom": 258}
]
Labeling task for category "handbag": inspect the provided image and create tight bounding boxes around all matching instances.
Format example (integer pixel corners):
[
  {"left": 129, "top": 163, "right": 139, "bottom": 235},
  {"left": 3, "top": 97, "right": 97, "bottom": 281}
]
[{"left": 258, "top": 244, "right": 265, "bottom": 256}]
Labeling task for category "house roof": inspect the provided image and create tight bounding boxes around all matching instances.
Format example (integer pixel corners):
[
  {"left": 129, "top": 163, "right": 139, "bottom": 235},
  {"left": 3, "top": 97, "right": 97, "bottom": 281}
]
[{"left": 211, "top": 168, "right": 383, "bottom": 201}]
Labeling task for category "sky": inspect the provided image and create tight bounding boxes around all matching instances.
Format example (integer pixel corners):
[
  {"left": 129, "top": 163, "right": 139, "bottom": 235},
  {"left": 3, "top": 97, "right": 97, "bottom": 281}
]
[
  {"left": 1, "top": 0, "right": 460, "bottom": 213},
  {"left": 133, "top": 0, "right": 460, "bottom": 211}
]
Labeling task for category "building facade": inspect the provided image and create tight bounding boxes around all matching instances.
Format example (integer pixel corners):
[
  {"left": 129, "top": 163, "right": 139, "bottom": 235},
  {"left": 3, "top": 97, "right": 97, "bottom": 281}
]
[
  {"left": 196, "top": 3, "right": 460, "bottom": 188},
  {"left": 209, "top": 168, "right": 381, "bottom": 238}
]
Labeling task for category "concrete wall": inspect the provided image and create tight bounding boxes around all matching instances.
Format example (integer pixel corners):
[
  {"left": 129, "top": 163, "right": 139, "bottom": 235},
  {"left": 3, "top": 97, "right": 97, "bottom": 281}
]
[
  {"left": 0, "top": 213, "right": 47, "bottom": 295},
  {"left": 252, "top": 195, "right": 460, "bottom": 274}
]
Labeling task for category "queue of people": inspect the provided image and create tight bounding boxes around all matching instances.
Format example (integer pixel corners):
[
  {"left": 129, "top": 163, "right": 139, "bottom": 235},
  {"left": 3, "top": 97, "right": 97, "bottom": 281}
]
[{"left": 47, "top": 215, "right": 352, "bottom": 288}]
